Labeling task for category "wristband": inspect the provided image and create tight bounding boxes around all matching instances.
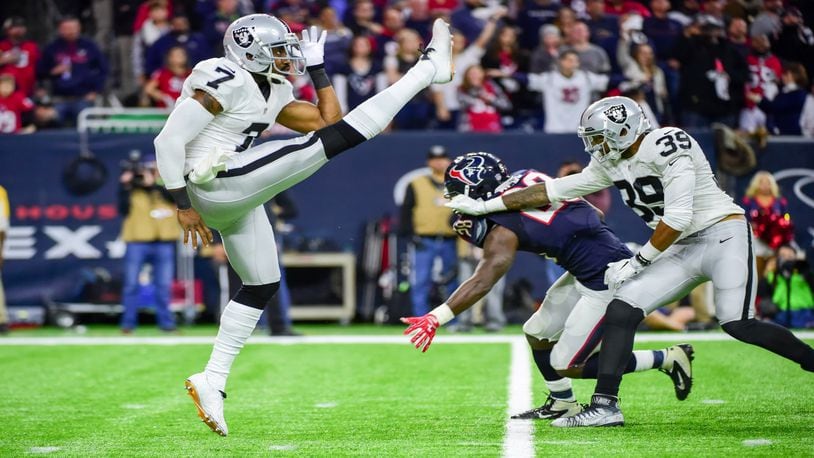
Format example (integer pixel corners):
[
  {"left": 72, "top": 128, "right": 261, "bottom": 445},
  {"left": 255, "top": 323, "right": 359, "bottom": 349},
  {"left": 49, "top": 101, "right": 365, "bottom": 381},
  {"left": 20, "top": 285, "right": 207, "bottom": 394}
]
[
  {"left": 429, "top": 303, "right": 455, "bottom": 326},
  {"left": 637, "top": 241, "right": 662, "bottom": 265},
  {"left": 168, "top": 187, "right": 192, "bottom": 210},
  {"left": 484, "top": 197, "right": 508, "bottom": 213},
  {"left": 307, "top": 64, "right": 332, "bottom": 90}
]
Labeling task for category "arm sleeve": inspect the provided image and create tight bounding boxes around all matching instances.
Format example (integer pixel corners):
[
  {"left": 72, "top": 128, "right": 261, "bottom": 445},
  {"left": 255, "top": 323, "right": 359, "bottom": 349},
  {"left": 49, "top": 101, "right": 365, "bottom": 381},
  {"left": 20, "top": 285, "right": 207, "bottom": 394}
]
[
  {"left": 660, "top": 154, "right": 695, "bottom": 232},
  {"left": 154, "top": 97, "right": 215, "bottom": 189},
  {"left": 546, "top": 160, "right": 613, "bottom": 202},
  {"left": 587, "top": 71, "right": 609, "bottom": 91},
  {"left": 526, "top": 73, "right": 546, "bottom": 92},
  {"left": 400, "top": 184, "right": 416, "bottom": 236}
]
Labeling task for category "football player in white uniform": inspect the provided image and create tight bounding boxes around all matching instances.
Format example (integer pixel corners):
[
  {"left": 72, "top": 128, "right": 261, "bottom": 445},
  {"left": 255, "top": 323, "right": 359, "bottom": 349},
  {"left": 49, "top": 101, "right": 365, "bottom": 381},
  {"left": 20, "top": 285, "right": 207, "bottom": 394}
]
[
  {"left": 154, "top": 15, "right": 454, "bottom": 436},
  {"left": 446, "top": 96, "right": 814, "bottom": 427}
]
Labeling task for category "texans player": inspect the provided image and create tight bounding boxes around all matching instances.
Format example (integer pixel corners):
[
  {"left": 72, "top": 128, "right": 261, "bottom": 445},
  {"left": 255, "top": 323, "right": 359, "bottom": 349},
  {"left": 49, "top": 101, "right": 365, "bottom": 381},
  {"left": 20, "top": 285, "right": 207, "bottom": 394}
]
[
  {"left": 154, "top": 15, "right": 454, "bottom": 435},
  {"left": 402, "top": 152, "right": 694, "bottom": 420},
  {"left": 446, "top": 97, "right": 814, "bottom": 427}
]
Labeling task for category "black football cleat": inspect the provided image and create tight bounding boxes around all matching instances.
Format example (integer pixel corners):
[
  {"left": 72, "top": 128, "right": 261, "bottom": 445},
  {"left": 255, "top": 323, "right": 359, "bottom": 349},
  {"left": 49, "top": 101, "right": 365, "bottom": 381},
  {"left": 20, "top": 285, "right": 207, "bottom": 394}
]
[{"left": 511, "top": 394, "right": 583, "bottom": 420}]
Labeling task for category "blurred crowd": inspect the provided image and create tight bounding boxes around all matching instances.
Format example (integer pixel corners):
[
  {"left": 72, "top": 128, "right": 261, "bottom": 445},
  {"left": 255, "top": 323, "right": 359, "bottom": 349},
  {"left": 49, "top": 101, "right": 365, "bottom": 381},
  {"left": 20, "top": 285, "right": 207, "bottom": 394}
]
[{"left": 0, "top": 0, "right": 813, "bottom": 134}]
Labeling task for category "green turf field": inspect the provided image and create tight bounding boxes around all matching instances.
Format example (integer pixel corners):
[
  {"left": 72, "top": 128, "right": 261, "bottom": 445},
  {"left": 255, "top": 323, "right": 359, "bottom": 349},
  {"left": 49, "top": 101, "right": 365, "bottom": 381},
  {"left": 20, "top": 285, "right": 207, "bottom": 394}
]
[{"left": 1, "top": 330, "right": 813, "bottom": 457}]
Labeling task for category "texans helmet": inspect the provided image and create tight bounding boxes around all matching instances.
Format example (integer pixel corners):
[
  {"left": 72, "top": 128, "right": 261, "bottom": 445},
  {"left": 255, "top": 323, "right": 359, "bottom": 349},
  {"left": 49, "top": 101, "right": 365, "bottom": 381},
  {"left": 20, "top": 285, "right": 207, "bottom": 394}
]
[{"left": 444, "top": 152, "right": 510, "bottom": 200}]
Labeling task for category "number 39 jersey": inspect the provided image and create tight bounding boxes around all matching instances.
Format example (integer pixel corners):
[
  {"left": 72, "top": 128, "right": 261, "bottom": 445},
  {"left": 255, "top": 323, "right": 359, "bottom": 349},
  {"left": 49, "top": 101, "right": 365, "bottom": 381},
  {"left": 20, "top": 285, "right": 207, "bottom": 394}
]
[
  {"left": 177, "top": 57, "right": 295, "bottom": 176},
  {"left": 547, "top": 127, "right": 744, "bottom": 238}
]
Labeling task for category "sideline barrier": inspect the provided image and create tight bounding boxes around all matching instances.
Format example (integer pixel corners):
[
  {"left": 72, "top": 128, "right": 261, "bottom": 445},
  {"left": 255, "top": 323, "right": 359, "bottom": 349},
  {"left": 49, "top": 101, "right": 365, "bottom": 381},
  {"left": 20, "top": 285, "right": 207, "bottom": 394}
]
[{"left": 0, "top": 131, "right": 812, "bottom": 305}]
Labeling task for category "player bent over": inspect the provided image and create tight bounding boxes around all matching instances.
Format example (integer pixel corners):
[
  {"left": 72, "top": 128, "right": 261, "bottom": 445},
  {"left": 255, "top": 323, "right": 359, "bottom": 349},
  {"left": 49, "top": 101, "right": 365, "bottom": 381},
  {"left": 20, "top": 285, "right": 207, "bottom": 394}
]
[
  {"left": 402, "top": 152, "right": 693, "bottom": 421},
  {"left": 154, "top": 17, "right": 455, "bottom": 436},
  {"left": 447, "top": 97, "right": 814, "bottom": 427}
]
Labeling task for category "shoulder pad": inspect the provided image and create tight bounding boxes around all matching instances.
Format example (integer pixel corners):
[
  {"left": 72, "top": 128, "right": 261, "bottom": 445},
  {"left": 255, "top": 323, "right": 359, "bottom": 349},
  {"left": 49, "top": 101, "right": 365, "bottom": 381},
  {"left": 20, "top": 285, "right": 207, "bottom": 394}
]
[
  {"left": 452, "top": 214, "right": 490, "bottom": 247},
  {"left": 186, "top": 58, "right": 247, "bottom": 112},
  {"left": 640, "top": 127, "right": 694, "bottom": 168}
]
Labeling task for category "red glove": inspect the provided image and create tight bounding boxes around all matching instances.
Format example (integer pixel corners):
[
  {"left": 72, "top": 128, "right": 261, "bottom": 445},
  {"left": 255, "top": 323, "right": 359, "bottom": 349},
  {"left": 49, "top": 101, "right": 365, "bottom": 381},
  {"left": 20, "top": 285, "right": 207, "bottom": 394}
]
[{"left": 401, "top": 314, "right": 440, "bottom": 353}]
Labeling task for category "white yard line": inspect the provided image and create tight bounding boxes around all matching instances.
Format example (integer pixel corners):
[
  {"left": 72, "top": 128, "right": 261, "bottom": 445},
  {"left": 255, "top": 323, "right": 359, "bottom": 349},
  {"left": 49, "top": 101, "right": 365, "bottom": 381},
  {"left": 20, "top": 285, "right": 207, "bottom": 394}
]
[
  {"left": 502, "top": 337, "right": 535, "bottom": 458},
  {"left": 1, "top": 331, "right": 813, "bottom": 346}
]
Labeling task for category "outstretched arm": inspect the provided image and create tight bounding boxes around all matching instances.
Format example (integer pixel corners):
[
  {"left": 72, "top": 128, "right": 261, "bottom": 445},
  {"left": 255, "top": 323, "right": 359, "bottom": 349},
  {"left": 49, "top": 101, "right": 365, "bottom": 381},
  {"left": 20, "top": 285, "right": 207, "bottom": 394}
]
[
  {"left": 402, "top": 226, "right": 518, "bottom": 352},
  {"left": 445, "top": 225, "right": 519, "bottom": 313},
  {"left": 447, "top": 162, "right": 613, "bottom": 215}
]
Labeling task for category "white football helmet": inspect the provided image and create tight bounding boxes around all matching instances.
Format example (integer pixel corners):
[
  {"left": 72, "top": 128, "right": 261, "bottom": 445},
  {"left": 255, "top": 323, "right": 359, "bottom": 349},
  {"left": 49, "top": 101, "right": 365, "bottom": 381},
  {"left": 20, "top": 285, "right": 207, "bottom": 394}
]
[
  {"left": 577, "top": 96, "right": 651, "bottom": 163},
  {"left": 223, "top": 14, "right": 306, "bottom": 81}
]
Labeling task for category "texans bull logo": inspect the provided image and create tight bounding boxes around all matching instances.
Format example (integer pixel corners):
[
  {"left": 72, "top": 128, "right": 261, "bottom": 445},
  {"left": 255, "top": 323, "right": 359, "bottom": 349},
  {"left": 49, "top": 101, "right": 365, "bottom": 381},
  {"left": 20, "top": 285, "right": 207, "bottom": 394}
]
[
  {"left": 233, "top": 26, "right": 254, "bottom": 48},
  {"left": 448, "top": 155, "right": 487, "bottom": 186},
  {"left": 604, "top": 104, "right": 628, "bottom": 124}
]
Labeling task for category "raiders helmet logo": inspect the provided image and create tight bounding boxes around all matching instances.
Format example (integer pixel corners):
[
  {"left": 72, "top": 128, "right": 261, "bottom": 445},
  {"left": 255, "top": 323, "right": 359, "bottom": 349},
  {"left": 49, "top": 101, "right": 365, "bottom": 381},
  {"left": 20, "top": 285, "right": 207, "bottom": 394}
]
[
  {"left": 603, "top": 104, "right": 628, "bottom": 124},
  {"left": 232, "top": 27, "right": 254, "bottom": 48},
  {"left": 449, "top": 155, "right": 488, "bottom": 186}
]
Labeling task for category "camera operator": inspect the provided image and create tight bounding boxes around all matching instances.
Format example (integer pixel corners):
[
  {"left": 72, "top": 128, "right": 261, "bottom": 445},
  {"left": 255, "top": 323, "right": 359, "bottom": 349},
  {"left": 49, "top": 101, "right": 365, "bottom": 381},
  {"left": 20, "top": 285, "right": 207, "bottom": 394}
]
[
  {"left": 119, "top": 152, "right": 180, "bottom": 333},
  {"left": 762, "top": 244, "right": 814, "bottom": 329}
]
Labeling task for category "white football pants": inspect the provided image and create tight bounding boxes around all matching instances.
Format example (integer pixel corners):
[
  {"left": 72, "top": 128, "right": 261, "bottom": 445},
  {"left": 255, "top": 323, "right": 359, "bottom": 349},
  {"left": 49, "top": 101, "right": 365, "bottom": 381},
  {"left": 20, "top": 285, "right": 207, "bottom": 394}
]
[
  {"left": 188, "top": 133, "right": 327, "bottom": 285},
  {"left": 523, "top": 273, "right": 613, "bottom": 371},
  {"left": 615, "top": 218, "right": 757, "bottom": 324}
]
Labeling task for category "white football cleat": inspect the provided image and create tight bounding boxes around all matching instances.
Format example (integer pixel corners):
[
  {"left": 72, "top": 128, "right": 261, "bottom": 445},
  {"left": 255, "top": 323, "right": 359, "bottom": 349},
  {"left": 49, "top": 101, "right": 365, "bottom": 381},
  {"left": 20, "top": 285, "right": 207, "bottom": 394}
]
[
  {"left": 185, "top": 372, "right": 228, "bottom": 436},
  {"left": 550, "top": 395, "right": 624, "bottom": 428},
  {"left": 189, "top": 149, "right": 231, "bottom": 185},
  {"left": 421, "top": 18, "right": 454, "bottom": 84}
]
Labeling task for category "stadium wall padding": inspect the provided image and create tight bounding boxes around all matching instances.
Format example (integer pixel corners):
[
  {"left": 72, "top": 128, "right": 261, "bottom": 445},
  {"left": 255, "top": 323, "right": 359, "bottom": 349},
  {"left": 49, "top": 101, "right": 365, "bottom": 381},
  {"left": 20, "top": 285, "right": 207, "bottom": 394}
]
[{"left": 0, "top": 131, "right": 812, "bottom": 306}]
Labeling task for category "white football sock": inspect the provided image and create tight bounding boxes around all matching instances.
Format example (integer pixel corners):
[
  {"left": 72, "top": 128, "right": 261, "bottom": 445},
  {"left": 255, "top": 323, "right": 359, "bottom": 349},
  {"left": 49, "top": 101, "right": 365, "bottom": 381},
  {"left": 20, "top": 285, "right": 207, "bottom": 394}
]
[
  {"left": 632, "top": 350, "right": 658, "bottom": 372},
  {"left": 204, "top": 301, "right": 263, "bottom": 392},
  {"left": 546, "top": 377, "right": 575, "bottom": 401},
  {"left": 343, "top": 61, "right": 434, "bottom": 139}
]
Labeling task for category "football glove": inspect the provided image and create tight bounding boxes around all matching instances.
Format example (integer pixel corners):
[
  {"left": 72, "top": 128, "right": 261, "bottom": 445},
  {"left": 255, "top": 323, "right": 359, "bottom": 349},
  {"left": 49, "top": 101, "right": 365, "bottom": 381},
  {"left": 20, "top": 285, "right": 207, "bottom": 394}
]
[
  {"left": 604, "top": 256, "right": 646, "bottom": 290},
  {"left": 300, "top": 26, "right": 327, "bottom": 68},
  {"left": 445, "top": 195, "right": 506, "bottom": 215},
  {"left": 401, "top": 314, "right": 440, "bottom": 353}
]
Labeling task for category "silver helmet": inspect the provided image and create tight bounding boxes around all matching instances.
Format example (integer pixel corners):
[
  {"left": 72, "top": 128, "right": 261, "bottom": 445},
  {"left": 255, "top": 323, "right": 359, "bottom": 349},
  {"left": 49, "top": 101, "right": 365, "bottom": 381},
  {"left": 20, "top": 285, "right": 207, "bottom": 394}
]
[
  {"left": 223, "top": 14, "right": 306, "bottom": 80},
  {"left": 577, "top": 96, "right": 650, "bottom": 163}
]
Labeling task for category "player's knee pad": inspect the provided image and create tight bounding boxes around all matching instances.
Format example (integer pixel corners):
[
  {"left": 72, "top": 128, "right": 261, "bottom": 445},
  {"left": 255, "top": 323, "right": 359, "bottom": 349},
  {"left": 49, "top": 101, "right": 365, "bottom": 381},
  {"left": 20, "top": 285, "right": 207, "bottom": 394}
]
[
  {"left": 315, "top": 120, "right": 367, "bottom": 159},
  {"left": 522, "top": 307, "right": 562, "bottom": 341},
  {"left": 605, "top": 299, "right": 645, "bottom": 328},
  {"left": 234, "top": 282, "right": 280, "bottom": 309},
  {"left": 549, "top": 344, "right": 572, "bottom": 372}
]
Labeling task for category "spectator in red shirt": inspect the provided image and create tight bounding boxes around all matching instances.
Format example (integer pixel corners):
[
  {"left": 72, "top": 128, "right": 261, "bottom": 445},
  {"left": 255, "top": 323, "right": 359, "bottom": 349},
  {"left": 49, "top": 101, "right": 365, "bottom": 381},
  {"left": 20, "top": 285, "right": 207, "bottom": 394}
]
[
  {"left": 740, "top": 34, "right": 782, "bottom": 133},
  {"left": 143, "top": 46, "right": 190, "bottom": 107},
  {"left": 457, "top": 64, "right": 511, "bottom": 132},
  {"left": 605, "top": 0, "right": 651, "bottom": 18},
  {"left": 0, "top": 74, "right": 34, "bottom": 134},
  {"left": 0, "top": 17, "right": 40, "bottom": 96}
]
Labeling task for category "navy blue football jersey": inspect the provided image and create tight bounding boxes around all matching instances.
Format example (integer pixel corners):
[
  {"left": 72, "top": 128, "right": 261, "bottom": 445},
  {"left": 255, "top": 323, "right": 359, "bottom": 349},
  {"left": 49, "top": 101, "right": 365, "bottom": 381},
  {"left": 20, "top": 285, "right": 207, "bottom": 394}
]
[{"left": 451, "top": 169, "right": 633, "bottom": 290}]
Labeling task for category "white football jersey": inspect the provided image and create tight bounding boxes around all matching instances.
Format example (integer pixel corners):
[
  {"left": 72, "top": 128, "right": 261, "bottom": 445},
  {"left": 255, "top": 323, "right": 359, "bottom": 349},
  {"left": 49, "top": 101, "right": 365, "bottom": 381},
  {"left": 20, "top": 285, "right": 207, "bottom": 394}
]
[
  {"left": 177, "top": 57, "right": 295, "bottom": 175},
  {"left": 528, "top": 70, "right": 609, "bottom": 134},
  {"left": 548, "top": 127, "right": 744, "bottom": 238}
]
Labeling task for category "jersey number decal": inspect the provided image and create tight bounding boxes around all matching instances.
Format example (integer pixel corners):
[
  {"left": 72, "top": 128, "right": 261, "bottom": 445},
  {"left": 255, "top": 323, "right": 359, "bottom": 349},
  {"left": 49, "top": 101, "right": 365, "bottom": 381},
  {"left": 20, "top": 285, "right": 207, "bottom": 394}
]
[
  {"left": 236, "top": 123, "right": 271, "bottom": 152},
  {"left": 518, "top": 171, "right": 562, "bottom": 224},
  {"left": 614, "top": 176, "right": 664, "bottom": 223},
  {"left": 206, "top": 66, "right": 236, "bottom": 89},
  {"left": 655, "top": 130, "right": 691, "bottom": 157}
]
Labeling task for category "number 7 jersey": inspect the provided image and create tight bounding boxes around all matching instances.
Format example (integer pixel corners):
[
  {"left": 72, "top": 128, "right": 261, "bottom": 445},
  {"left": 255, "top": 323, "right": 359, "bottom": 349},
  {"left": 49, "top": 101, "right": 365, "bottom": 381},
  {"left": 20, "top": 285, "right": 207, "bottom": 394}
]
[
  {"left": 547, "top": 127, "right": 744, "bottom": 238},
  {"left": 176, "top": 57, "right": 295, "bottom": 176}
]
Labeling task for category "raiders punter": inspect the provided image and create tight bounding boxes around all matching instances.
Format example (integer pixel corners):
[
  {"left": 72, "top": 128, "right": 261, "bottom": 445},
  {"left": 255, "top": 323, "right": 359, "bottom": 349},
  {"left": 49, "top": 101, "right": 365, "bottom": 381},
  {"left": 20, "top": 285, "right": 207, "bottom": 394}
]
[
  {"left": 402, "top": 152, "right": 694, "bottom": 420},
  {"left": 446, "top": 96, "right": 814, "bottom": 427},
  {"left": 154, "top": 15, "right": 455, "bottom": 436}
]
